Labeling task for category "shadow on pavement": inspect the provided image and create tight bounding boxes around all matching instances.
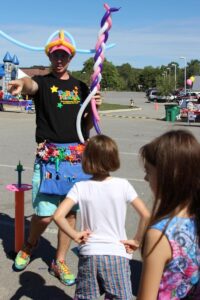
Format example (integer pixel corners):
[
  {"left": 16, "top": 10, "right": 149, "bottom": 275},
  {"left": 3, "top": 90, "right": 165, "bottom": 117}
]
[
  {"left": 9, "top": 271, "right": 73, "bottom": 300},
  {"left": 0, "top": 214, "right": 74, "bottom": 299},
  {"left": 130, "top": 259, "right": 142, "bottom": 297},
  {"left": 0, "top": 213, "right": 142, "bottom": 298},
  {"left": 0, "top": 213, "right": 56, "bottom": 267}
]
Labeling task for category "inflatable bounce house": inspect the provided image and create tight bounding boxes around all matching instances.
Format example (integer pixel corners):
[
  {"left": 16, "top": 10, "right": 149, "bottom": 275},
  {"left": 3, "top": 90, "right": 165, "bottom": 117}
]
[
  {"left": 0, "top": 52, "right": 19, "bottom": 99},
  {"left": 0, "top": 52, "right": 34, "bottom": 111}
]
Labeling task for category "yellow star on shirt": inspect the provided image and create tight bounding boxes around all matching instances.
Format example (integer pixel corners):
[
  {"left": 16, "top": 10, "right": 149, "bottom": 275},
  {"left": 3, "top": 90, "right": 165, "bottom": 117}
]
[{"left": 51, "top": 85, "right": 58, "bottom": 93}]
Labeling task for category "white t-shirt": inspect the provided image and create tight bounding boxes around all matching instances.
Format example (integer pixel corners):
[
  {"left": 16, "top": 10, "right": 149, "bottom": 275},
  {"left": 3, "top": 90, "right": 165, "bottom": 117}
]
[{"left": 67, "top": 177, "right": 138, "bottom": 259}]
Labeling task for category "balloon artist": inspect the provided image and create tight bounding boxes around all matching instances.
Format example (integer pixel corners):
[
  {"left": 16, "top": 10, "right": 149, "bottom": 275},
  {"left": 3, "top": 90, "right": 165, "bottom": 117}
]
[{"left": 8, "top": 29, "right": 102, "bottom": 286}]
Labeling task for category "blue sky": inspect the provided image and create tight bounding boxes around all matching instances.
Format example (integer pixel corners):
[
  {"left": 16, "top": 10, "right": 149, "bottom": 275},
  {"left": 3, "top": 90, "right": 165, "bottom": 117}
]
[{"left": 1, "top": 0, "right": 200, "bottom": 70}]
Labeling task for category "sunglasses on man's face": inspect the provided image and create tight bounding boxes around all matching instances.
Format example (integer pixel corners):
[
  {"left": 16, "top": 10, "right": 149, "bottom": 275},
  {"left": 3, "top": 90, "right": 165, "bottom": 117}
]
[{"left": 51, "top": 51, "right": 71, "bottom": 60}]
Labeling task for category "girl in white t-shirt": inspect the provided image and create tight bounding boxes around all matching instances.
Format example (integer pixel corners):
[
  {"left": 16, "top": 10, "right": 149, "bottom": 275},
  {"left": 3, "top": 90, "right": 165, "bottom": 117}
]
[{"left": 54, "top": 134, "right": 150, "bottom": 300}]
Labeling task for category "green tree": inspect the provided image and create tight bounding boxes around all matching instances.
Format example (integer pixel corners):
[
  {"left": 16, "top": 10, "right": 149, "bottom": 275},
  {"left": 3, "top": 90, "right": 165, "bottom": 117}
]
[
  {"left": 74, "top": 58, "right": 123, "bottom": 91},
  {"left": 49, "top": 57, "right": 200, "bottom": 92},
  {"left": 187, "top": 59, "right": 200, "bottom": 77},
  {"left": 101, "top": 60, "right": 124, "bottom": 90},
  {"left": 117, "top": 63, "right": 139, "bottom": 90},
  {"left": 156, "top": 76, "right": 174, "bottom": 95},
  {"left": 139, "top": 66, "right": 159, "bottom": 90}
]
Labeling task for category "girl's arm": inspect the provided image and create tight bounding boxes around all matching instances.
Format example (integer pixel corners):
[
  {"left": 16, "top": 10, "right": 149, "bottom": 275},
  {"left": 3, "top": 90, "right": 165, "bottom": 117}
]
[
  {"left": 131, "top": 197, "right": 150, "bottom": 245},
  {"left": 136, "top": 229, "right": 172, "bottom": 300},
  {"left": 122, "top": 197, "right": 150, "bottom": 251},
  {"left": 53, "top": 197, "right": 90, "bottom": 244}
]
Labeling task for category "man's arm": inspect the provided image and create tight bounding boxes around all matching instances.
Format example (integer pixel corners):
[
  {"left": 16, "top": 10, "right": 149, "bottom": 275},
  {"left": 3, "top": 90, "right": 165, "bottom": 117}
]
[{"left": 8, "top": 77, "right": 39, "bottom": 96}]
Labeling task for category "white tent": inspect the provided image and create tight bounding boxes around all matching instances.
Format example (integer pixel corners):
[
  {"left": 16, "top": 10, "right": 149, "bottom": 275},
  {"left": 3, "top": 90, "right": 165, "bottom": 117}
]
[
  {"left": 192, "top": 76, "right": 200, "bottom": 92},
  {"left": 17, "top": 68, "right": 30, "bottom": 79}
]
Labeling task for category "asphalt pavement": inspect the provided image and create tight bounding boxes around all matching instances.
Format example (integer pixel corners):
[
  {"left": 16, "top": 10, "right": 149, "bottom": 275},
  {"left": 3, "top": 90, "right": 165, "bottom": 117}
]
[{"left": 0, "top": 92, "right": 199, "bottom": 299}]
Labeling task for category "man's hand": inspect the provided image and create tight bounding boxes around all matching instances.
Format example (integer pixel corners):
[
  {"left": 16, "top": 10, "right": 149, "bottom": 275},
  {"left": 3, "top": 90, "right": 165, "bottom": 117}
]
[
  {"left": 7, "top": 80, "right": 24, "bottom": 96},
  {"left": 83, "top": 91, "right": 103, "bottom": 130},
  {"left": 93, "top": 91, "right": 102, "bottom": 107},
  {"left": 7, "top": 77, "right": 38, "bottom": 96}
]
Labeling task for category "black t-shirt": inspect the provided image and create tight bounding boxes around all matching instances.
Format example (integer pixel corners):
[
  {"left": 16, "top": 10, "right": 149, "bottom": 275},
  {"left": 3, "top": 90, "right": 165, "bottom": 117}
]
[{"left": 32, "top": 73, "right": 90, "bottom": 143}]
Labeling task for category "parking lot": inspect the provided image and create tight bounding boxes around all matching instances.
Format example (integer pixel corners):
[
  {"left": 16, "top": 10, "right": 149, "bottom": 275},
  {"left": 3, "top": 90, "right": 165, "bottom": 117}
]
[{"left": 0, "top": 92, "right": 199, "bottom": 299}]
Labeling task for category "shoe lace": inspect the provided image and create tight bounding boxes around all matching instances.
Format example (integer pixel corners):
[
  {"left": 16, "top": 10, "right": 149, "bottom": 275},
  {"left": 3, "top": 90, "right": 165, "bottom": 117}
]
[
  {"left": 20, "top": 249, "right": 30, "bottom": 259},
  {"left": 19, "top": 243, "right": 33, "bottom": 259},
  {"left": 58, "top": 261, "right": 71, "bottom": 275}
]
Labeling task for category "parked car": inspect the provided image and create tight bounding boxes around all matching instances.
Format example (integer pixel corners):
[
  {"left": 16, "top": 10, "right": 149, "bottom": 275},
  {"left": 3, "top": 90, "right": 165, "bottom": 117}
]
[
  {"left": 176, "top": 92, "right": 199, "bottom": 102},
  {"left": 145, "top": 87, "right": 157, "bottom": 97},
  {"left": 148, "top": 90, "right": 176, "bottom": 102},
  {"left": 148, "top": 89, "right": 158, "bottom": 101}
]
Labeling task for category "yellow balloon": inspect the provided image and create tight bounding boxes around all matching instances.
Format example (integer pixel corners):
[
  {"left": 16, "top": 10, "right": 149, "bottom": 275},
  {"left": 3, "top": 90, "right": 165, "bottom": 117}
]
[{"left": 190, "top": 76, "right": 195, "bottom": 82}]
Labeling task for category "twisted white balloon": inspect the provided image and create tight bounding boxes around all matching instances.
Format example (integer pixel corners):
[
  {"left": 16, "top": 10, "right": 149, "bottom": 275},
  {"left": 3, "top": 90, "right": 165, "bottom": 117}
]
[
  {"left": 76, "top": 3, "right": 118, "bottom": 143},
  {"left": 76, "top": 87, "right": 98, "bottom": 143},
  {"left": 90, "top": 4, "right": 112, "bottom": 125}
]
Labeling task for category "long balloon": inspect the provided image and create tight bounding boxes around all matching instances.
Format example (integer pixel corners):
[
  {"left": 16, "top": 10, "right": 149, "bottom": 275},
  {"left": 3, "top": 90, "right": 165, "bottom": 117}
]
[
  {"left": 76, "top": 3, "right": 119, "bottom": 143},
  {"left": 0, "top": 29, "right": 115, "bottom": 54}
]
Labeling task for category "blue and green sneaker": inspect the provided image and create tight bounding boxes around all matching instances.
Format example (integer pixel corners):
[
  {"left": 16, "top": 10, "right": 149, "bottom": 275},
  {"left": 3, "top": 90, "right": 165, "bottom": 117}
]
[
  {"left": 14, "top": 242, "right": 35, "bottom": 270},
  {"left": 49, "top": 260, "right": 76, "bottom": 286}
]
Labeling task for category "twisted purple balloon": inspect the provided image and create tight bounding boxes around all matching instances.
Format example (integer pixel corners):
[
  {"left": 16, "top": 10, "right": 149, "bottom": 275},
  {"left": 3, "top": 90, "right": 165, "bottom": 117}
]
[
  {"left": 90, "top": 3, "right": 120, "bottom": 133},
  {"left": 76, "top": 4, "right": 119, "bottom": 143}
]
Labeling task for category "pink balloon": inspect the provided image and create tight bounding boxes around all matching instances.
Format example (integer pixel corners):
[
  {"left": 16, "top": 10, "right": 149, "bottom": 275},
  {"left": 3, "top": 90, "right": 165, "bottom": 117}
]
[{"left": 186, "top": 79, "right": 193, "bottom": 86}]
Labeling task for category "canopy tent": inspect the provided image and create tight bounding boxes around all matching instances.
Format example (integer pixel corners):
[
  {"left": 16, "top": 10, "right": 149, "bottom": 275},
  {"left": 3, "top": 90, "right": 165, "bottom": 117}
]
[{"left": 192, "top": 76, "right": 200, "bottom": 92}]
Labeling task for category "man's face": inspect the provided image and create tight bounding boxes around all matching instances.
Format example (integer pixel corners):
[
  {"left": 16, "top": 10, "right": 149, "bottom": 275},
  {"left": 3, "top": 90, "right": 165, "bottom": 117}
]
[{"left": 49, "top": 50, "right": 71, "bottom": 74}]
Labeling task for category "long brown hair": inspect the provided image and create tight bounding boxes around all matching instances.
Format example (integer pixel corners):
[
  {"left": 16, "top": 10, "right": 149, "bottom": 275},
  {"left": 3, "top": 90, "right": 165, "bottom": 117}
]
[{"left": 140, "top": 130, "right": 200, "bottom": 252}]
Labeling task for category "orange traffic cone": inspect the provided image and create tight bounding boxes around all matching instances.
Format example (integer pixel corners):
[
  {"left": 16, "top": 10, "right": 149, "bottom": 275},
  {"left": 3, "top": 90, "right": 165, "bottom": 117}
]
[{"left": 154, "top": 101, "right": 159, "bottom": 111}]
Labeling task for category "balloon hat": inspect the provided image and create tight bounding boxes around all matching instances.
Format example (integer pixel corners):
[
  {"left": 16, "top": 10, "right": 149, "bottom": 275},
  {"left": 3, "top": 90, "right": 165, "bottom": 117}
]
[
  {"left": 0, "top": 29, "right": 115, "bottom": 53},
  {"left": 0, "top": 3, "right": 119, "bottom": 143},
  {"left": 45, "top": 30, "right": 76, "bottom": 57}
]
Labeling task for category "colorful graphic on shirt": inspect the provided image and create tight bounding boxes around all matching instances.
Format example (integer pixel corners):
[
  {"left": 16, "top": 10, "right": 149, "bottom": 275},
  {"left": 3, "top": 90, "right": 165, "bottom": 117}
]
[
  {"left": 152, "top": 217, "right": 200, "bottom": 300},
  {"left": 50, "top": 85, "right": 81, "bottom": 108}
]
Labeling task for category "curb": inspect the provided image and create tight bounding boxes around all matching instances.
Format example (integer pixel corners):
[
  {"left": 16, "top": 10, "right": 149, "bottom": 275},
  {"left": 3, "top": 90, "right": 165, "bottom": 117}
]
[
  {"left": 99, "top": 112, "right": 165, "bottom": 121},
  {"left": 99, "top": 113, "right": 152, "bottom": 120},
  {"left": 99, "top": 107, "right": 157, "bottom": 120},
  {"left": 99, "top": 107, "right": 142, "bottom": 113}
]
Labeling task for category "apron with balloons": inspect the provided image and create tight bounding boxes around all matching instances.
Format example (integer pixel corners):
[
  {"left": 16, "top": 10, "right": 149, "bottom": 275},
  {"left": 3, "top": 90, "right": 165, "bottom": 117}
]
[{"left": 36, "top": 142, "right": 89, "bottom": 196}]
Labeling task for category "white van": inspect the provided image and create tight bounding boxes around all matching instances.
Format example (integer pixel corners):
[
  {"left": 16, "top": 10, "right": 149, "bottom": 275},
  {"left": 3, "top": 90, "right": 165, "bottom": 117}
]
[{"left": 148, "top": 90, "right": 158, "bottom": 101}]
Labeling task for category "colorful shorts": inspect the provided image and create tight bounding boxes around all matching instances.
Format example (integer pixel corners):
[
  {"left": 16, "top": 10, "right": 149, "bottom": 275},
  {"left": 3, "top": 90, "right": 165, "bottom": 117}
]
[
  {"left": 32, "top": 142, "right": 90, "bottom": 217},
  {"left": 75, "top": 255, "right": 132, "bottom": 300}
]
